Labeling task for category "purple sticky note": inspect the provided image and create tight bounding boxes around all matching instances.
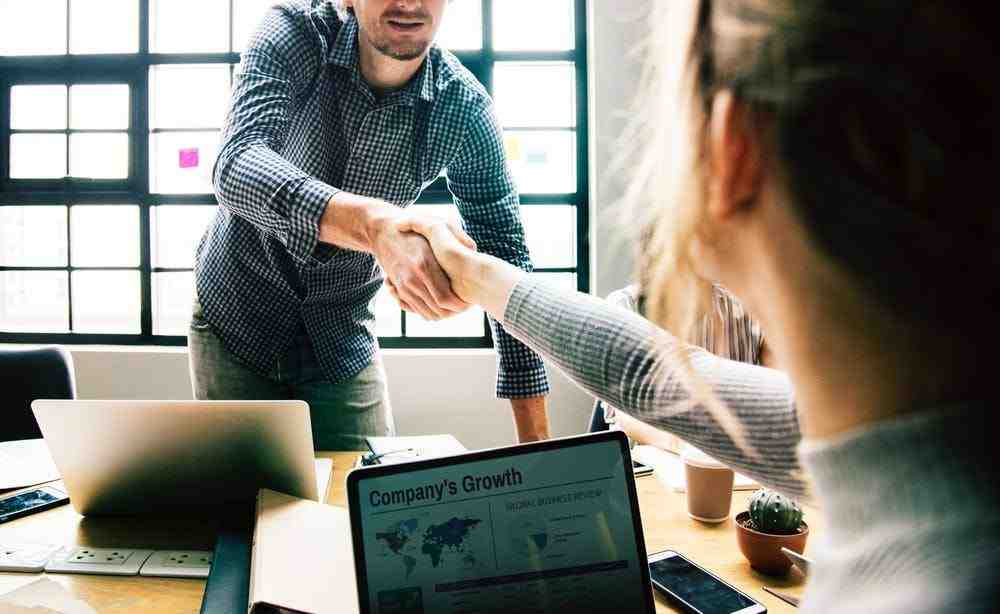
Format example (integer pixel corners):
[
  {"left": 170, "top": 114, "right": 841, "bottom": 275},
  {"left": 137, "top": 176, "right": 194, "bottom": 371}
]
[{"left": 179, "top": 148, "right": 200, "bottom": 169}]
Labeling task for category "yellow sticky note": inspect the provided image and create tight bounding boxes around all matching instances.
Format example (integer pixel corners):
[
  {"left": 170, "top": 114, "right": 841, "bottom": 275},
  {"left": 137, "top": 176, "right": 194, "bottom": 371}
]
[{"left": 504, "top": 134, "right": 522, "bottom": 161}]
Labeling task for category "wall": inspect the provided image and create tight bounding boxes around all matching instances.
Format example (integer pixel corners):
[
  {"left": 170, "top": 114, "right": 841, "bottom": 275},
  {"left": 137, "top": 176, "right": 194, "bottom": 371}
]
[
  {"left": 4, "top": 0, "right": 651, "bottom": 451},
  {"left": 588, "top": 0, "right": 650, "bottom": 298},
  {"left": 63, "top": 347, "right": 593, "bottom": 451}
]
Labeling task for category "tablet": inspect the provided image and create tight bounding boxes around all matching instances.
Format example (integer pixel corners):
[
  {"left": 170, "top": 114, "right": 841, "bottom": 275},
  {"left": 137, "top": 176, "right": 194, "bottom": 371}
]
[{"left": 346, "top": 430, "right": 655, "bottom": 613}]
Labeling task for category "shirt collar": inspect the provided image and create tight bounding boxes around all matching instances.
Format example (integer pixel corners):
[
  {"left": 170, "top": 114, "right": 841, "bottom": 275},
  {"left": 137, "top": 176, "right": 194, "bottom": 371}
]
[{"left": 328, "top": 14, "right": 436, "bottom": 105}]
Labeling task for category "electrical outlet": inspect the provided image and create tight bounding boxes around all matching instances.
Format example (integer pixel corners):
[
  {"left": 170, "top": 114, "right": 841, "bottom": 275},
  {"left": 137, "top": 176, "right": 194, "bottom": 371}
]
[
  {"left": 45, "top": 546, "right": 154, "bottom": 576},
  {"left": 0, "top": 543, "right": 62, "bottom": 572},
  {"left": 140, "top": 550, "right": 213, "bottom": 578}
]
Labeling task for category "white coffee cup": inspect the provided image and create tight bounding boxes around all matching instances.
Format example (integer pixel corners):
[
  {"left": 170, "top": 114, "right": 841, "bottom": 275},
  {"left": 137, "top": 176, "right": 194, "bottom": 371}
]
[{"left": 682, "top": 445, "right": 735, "bottom": 523}]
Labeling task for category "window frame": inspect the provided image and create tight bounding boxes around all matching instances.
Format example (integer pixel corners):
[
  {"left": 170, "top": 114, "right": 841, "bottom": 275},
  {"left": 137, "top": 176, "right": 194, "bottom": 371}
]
[{"left": 0, "top": 0, "right": 589, "bottom": 349}]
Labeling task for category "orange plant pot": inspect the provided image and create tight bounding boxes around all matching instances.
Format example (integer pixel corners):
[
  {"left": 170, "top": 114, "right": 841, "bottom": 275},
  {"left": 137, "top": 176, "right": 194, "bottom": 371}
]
[{"left": 734, "top": 511, "right": 809, "bottom": 576}]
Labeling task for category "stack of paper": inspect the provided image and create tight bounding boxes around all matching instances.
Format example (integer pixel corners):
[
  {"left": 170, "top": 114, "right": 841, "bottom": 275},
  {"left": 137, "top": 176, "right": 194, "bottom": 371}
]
[{"left": 364, "top": 434, "right": 466, "bottom": 465}]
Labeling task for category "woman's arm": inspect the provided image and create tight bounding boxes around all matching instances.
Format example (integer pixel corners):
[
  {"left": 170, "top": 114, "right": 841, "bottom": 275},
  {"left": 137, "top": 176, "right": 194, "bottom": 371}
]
[
  {"left": 505, "top": 278, "right": 808, "bottom": 499},
  {"left": 400, "top": 218, "right": 811, "bottom": 499}
]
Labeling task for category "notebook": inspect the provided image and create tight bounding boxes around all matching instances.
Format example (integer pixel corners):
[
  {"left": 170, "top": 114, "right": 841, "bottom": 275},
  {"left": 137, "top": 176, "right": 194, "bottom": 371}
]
[
  {"left": 361, "top": 435, "right": 467, "bottom": 466},
  {"left": 249, "top": 489, "right": 358, "bottom": 614}
]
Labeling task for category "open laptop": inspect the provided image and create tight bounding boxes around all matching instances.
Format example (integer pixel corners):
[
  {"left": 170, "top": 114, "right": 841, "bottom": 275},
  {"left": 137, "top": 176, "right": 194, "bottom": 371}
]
[
  {"left": 31, "top": 400, "right": 318, "bottom": 515},
  {"left": 346, "top": 430, "right": 655, "bottom": 614}
]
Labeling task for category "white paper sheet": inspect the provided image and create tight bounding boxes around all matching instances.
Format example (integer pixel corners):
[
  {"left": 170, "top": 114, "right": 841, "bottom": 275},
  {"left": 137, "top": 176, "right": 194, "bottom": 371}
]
[{"left": 0, "top": 439, "right": 60, "bottom": 490}]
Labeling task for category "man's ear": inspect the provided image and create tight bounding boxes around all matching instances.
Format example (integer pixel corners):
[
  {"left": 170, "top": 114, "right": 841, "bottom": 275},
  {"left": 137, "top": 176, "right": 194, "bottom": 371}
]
[{"left": 707, "top": 90, "right": 763, "bottom": 221}]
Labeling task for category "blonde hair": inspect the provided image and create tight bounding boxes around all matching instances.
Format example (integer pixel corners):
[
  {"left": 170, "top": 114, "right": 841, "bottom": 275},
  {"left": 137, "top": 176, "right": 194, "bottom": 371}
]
[{"left": 623, "top": 0, "right": 1000, "bottom": 447}]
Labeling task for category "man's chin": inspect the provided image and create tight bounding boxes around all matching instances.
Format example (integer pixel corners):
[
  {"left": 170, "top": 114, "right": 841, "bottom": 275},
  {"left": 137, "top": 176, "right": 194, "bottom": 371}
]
[{"left": 375, "top": 41, "right": 430, "bottom": 62}]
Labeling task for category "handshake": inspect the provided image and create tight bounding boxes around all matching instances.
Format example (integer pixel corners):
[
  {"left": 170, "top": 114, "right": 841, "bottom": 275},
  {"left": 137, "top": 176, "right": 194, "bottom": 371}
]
[
  {"left": 371, "top": 210, "right": 483, "bottom": 322},
  {"left": 318, "top": 192, "right": 517, "bottom": 322}
]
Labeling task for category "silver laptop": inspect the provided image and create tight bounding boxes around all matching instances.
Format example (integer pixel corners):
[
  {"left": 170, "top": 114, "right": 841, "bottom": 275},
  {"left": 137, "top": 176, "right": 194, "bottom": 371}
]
[
  {"left": 346, "top": 430, "right": 655, "bottom": 613},
  {"left": 31, "top": 400, "right": 317, "bottom": 515}
]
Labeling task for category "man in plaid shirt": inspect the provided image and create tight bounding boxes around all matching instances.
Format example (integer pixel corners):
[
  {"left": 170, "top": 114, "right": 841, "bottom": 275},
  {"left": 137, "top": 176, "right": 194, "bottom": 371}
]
[{"left": 189, "top": 0, "right": 550, "bottom": 450}]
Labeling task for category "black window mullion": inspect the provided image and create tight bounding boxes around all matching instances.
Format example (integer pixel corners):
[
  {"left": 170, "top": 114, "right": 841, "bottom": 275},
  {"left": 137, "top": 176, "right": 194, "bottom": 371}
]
[
  {"left": 0, "top": 83, "right": 9, "bottom": 183},
  {"left": 574, "top": 0, "right": 590, "bottom": 293},
  {"left": 65, "top": 83, "right": 71, "bottom": 179},
  {"left": 136, "top": 4, "right": 153, "bottom": 337},
  {"left": 139, "top": 204, "right": 153, "bottom": 336},
  {"left": 66, "top": 0, "right": 72, "bottom": 54},
  {"left": 66, "top": 204, "right": 74, "bottom": 331}
]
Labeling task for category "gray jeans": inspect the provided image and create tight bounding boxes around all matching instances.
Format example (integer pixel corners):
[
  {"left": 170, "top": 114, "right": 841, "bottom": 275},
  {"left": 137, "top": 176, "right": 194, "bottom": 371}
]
[{"left": 188, "top": 299, "right": 394, "bottom": 451}]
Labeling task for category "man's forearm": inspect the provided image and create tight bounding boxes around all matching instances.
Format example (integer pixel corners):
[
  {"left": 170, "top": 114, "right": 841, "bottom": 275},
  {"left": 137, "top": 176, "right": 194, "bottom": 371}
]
[
  {"left": 317, "top": 190, "right": 398, "bottom": 253},
  {"left": 510, "top": 396, "right": 550, "bottom": 443}
]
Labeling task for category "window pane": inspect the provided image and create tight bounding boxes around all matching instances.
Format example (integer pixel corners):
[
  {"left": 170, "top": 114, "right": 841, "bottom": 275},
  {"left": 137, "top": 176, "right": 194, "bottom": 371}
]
[
  {"left": 233, "top": 0, "right": 279, "bottom": 52},
  {"left": 521, "top": 205, "right": 576, "bottom": 268},
  {"left": 70, "top": 133, "right": 129, "bottom": 179},
  {"left": 504, "top": 130, "right": 576, "bottom": 194},
  {"left": 151, "top": 0, "right": 228, "bottom": 53},
  {"left": 0, "top": 271, "right": 69, "bottom": 333},
  {"left": 71, "top": 205, "right": 139, "bottom": 267},
  {"left": 406, "top": 307, "right": 485, "bottom": 337},
  {"left": 71, "top": 270, "right": 140, "bottom": 333},
  {"left": 11, "top": 85, "right": 67, "bottom": 130},
  {"left": 0, "top": 206, "right": 68, "bottom": 266},
  {"left": 71, "top": 84, "right": 130, "bottom": 130},
  {"left": 150, "top": 131, "right": 221, "bottom": 194},
  {"left": 374, "top": 285, "right": 402, "bottom": 337},
  {"left": 436, "top": 0, "right": 481, "bottom": 51},
  {"left": 494, "top": 62, "right": 575, "bottom": 128},
  {"left": 10, "top": 134, "right": 67, "bottom": 179},
  {"left": 153, "top": 271, "right": 194, "bottom": 335},
  {"left": 0, "top": 0, "right": 67, "bottom": 56},
  {"left": 494, "top": 0, "right": 573, "bottom": 51},
  {"left": 150, "top": 65, "right": 231, "bottom": 129},
  {"left": 70, "top": 0, "right": 138, "bottom": 54},
  {"left": 151, "top": 205, "right": 217, "bottom": 268}
]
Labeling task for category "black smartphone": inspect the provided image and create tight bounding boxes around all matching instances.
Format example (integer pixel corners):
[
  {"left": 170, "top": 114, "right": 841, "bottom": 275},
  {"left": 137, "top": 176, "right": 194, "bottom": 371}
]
[
  {"left": 648, "top": 550, "right": 766, "bottom": 614},
  {"left": 632, "top": 459, "right": 654, "bottom": 477},
  {"left": 0, "top": 485, "right": 69, "bottom": 524}
]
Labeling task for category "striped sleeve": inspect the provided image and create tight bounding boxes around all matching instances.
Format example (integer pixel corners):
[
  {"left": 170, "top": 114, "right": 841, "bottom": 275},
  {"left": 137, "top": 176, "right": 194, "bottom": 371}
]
[
  {"left": 504, "top": 276, "right": 810, "bottom": 500},
  {"left": 212, "top": 5, "right": 340, "bottom": 266},
  {"left": 448, "top": 105, "right": 549, "bottom": 399}
]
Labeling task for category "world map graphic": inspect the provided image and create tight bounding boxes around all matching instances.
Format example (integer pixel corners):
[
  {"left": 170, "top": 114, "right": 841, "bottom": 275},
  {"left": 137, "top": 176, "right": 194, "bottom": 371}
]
[{"left": 376, "top": 516, "right": 482, "bottom": 577}]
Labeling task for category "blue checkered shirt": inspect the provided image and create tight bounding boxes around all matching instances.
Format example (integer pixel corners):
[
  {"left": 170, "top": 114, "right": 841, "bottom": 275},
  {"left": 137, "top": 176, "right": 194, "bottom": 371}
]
[{"left": 196, "top": 0, "right": 549, "bottom": 398}]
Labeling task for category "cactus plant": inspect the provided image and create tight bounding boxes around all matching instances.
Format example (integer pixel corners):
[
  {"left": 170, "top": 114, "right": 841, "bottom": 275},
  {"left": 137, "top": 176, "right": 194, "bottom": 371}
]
[{"left": 747, "top": 489, "right": 803, "bottom": 535}]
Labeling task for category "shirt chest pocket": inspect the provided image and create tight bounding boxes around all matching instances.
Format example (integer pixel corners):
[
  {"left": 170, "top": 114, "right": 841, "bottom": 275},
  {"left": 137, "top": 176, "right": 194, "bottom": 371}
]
[{"left": 341, "top": 105, "right": 425, "bottom": 207}]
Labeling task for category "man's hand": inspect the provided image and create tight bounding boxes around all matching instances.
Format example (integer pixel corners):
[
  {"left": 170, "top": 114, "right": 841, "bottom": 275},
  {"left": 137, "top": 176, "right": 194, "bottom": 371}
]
[
  {"left": 510, "top": 396, "right": 549, "bottom": 443},
  {"left": 317, "top": 192, "right": 476, "bottom": 321},
  {"left": 373, "top": 214, "right": 474, "bottom": 321}
]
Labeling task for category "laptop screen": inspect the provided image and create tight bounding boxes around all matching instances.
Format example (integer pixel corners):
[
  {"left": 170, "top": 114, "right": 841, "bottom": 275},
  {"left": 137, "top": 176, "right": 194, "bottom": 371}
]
[{"left": 348, "top": 433, "right": 653, "bottom": 613}]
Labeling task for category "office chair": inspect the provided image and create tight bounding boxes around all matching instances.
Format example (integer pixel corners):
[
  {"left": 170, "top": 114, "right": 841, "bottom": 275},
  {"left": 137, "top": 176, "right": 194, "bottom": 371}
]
[{"left": 0, "top": 346, "right": 77, "bottom": 442}]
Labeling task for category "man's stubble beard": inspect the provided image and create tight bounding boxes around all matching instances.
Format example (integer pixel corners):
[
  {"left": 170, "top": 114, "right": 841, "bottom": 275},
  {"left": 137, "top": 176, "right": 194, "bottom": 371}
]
[{"left": 372, "top": 37, "right": 429, "bottom": 61}]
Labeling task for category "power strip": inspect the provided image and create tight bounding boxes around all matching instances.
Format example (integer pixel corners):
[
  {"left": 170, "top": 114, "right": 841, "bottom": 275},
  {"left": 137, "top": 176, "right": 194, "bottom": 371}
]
[
  {"left": 46, "top": 546, "right": 155, "bottom": 576},
  {"left": 2, "top": 544, "right": 214, "bottom": 578},
  {"left": 139, "top": 550, "right": 213, "bottom": 578},
  {"left": 0, "top": 543, "right": 63, "bottom": 572}
]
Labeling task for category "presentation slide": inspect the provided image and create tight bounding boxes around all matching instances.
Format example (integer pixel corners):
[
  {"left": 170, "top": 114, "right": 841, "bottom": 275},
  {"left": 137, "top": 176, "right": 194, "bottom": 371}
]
[{"left": 356, "top": 440, "right": 648, "bottom": 613}]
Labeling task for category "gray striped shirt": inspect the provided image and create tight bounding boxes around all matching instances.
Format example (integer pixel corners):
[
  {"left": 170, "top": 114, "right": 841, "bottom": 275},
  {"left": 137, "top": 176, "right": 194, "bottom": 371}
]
[{"left": 503, "top": 276, "right": 999, "bottom": 613}]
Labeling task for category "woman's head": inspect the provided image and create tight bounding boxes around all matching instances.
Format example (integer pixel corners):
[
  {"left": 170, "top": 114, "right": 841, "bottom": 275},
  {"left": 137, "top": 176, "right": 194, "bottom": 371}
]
[{"left": 632, "top": 0, "right": 1000, "bottom": 344}]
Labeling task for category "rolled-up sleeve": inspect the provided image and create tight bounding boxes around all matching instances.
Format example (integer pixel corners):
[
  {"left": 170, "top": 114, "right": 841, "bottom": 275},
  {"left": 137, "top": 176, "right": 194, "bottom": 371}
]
[
  {"left": 447, "top": 105, "right": 550, "bottom": 399},
  {"left": 213, "top": 6, "right": 340, "bottom": 266}
]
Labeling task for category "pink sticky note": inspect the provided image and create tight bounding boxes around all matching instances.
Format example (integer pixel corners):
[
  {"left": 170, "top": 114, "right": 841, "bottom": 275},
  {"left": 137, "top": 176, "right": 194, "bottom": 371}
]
[{"left": 179, "top": 148, "right": 200, "bottom": 169}]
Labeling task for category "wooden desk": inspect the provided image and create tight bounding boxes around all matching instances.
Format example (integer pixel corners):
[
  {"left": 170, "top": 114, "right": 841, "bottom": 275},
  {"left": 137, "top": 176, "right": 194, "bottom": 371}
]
[{"left": 1, "top": 453, "right": 815, "bottom": 612}]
